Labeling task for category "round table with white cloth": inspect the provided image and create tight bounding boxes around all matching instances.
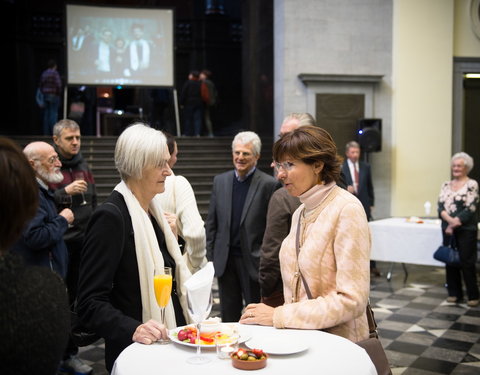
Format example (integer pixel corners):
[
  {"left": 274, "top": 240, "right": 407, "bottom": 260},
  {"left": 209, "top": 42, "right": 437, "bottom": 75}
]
[{"left": 112, "top": 324, "right": 377, "bottom": 375}]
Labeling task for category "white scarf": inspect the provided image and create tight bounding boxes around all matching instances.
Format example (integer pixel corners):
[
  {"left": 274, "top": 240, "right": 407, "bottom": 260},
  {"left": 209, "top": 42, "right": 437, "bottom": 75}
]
[{"left": 114, "top": 181, "right": 192, "bottom": 328}]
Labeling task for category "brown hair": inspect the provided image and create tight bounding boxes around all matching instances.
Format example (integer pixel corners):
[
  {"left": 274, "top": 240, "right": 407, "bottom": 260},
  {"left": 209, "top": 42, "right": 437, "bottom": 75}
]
[
  {"left": 162, "top": 131, "right": 176, "bottom": 156},
  {"left": 0, "top": 137, "right": 38, "bottom": 253},
  {"left": 272, "top": 125, "right": 343, "bottom": 184}
]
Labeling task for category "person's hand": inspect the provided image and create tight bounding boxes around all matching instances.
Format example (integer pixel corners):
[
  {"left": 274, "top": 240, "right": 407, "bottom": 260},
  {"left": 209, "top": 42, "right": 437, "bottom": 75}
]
[
  {"left": 347, "top": 185, "right": 355, "bottom": 194},
  {"left": 132, "top": 319, "right": 167, "bottom": 345},
  {"left": 59, "top": 208, "right": 74, "bottom": 224},
  {"left": 445, "top": 224, "right": 454, "bottom": 235},
  {"left": 450, "top": 217, "right": 462, "bottom": 228},
  {"left": 65, "top": 180, "right": 87, "bottom": 195},
  {"left": 239, "top": 303, "right": 274, "bottom": 326},
  {"left": 164, "top": 212, "right": 178, "bottom": 238}
]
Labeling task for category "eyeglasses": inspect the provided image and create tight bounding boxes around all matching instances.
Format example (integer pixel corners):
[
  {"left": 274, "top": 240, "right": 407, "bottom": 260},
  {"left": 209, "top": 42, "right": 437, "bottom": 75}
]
[
  {"left": 274, "top": 161, "right": 295, "bottom": 172},
  {"left": 34, "top": 155, "right": 60, "bottom": 164}
]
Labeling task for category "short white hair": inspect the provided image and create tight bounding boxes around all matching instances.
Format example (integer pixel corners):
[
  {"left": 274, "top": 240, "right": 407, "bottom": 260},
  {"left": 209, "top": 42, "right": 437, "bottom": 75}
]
[
  {"left": 451, "top": 152, "right": 474, "bottom": 174},
  {"left": 232, "top": 131, "right": 261, "bottom": 156},
  {"left": 115, "top": 123, "right": 169, "bottom": 180}
]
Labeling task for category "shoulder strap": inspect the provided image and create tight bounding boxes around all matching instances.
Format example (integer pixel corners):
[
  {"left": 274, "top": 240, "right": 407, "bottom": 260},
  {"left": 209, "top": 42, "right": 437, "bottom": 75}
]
[
  {"left": 296, "top": 217, "right": 313, "bottom": 299},
  {"left": 366, "top": 302, "right": 379, "bottom": 339}
]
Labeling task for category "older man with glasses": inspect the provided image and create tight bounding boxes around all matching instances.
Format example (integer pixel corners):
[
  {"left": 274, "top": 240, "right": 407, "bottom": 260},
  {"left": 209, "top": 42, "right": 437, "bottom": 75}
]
[{"left": 11, "top": 141, "right": 74, "bottom": 279}]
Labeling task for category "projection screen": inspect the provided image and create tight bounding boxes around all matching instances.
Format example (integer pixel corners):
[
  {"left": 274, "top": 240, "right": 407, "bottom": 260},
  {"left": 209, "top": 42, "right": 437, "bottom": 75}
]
[{"left": 66, "top": 4, "right": 174, "bottom": 87}]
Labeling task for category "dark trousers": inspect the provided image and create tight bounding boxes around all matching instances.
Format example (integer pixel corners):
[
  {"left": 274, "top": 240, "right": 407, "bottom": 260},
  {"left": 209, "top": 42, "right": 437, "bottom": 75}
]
[
  {"left": 444, "top": 229, "right": 479, "bottom": 301},
  {"left": 218, "top": 254, "right": 260, "bottom": 322},
  {"left": 43, "top": 94, "right": 60, "bottom": 135},
  {"left": 64, "top": 239, "right": 83, "bottom": 358},
  {"left": 183, "top": 105, "right": 203, "bottom": 136}
]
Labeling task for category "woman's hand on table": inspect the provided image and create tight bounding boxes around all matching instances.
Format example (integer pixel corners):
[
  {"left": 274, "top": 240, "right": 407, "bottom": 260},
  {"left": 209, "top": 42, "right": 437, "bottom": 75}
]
[
  {"left": 239, "top": 303, "right": 274, "bottom": 326},
  {"left": 132, "top": 319, "right": 168, "bottom": 345}
]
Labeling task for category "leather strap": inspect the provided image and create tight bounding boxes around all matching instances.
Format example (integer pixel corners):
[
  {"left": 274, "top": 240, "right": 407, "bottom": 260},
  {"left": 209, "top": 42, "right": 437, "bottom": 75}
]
[{"left": 292, "top": 186, "right": 378, "bottom": 338}]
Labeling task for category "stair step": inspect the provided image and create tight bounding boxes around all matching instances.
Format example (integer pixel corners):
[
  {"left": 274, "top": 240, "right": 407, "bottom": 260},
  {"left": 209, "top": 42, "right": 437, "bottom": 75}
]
[{"left": 8, "top": 135, "right": 275, "bottom": 218}]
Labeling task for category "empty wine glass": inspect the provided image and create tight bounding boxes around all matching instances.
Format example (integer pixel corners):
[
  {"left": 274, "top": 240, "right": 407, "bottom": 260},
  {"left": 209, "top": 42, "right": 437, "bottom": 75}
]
[
  {"left": 186, "top": 290, "right": 213, "bottom": 364},
  {"left": 73, "top": 172, "right": 87, "bottom": 206},
  {"left": 58, "top": 195, "right": 74, "bottom": 228}
]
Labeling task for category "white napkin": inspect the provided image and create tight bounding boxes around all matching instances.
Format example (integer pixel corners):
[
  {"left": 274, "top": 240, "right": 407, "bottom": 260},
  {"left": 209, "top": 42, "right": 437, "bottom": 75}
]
[{"left": 183, "top": 262, "right": 214, "bottom": 322}]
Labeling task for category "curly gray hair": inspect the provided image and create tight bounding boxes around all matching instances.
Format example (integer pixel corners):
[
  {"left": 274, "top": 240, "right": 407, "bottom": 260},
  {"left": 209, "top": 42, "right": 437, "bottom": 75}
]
[{"left": 451, "top": 152, "right": 474, "bottom": 174}]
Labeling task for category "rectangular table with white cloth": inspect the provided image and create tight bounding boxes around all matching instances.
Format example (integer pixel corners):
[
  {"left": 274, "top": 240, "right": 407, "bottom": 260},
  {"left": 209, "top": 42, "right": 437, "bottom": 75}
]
[
  {"left": 369, "top": 217, "right": 444, "bottom": 281},
  {"left": 111, "top": 324, "right": 377, "bottom": 375}
]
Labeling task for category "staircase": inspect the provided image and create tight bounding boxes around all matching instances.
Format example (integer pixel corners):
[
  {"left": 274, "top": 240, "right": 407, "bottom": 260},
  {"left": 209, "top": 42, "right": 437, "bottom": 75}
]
[{"left": 9, "top": 135, "right": 275, "bottom": 219}]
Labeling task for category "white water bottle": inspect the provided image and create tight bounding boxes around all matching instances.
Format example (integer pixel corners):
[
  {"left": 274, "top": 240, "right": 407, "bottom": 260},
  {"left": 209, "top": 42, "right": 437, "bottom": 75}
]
[{"left": 424, "top": 201, "right": 431, "bottom": 216}]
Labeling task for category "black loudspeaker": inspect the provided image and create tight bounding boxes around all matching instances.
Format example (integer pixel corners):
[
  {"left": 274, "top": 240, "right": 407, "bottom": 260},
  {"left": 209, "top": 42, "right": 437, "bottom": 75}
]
[{"left": 357, "top": 118, "right": 382, "bottom": 152}]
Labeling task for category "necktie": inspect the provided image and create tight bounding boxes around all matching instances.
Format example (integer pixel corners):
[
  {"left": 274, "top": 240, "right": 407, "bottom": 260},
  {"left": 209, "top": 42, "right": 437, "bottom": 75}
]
[{"left": 354, "top": 163, "right": 359, "bottom": 194}]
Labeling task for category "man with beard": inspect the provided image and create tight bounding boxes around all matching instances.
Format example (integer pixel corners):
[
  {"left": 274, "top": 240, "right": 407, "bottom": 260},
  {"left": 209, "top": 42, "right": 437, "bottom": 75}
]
[
  {"left": 49, "top": 119, "right": 96, "bottom": 375},
  {"left": 11, "top": 141, "right": 74, "bottom": 278}
]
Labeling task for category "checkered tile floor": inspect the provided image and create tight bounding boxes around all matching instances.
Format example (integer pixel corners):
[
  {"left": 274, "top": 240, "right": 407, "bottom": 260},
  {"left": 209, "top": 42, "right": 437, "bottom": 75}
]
[{"left": 77, "top": 262, "right": 480, "bottom": 374}]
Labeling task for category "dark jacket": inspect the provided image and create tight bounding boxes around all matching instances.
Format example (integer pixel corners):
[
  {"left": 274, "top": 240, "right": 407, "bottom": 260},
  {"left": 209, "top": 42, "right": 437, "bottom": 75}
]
[
  {"left": 0, "top": 253, "right": 70, "bottom": 375},
  {"left": 50, "top": 150, "right": 97, "bottom": 243},
  {"left": 206, "top": 169, "right": 281, "bottom": 281},
  {"left": 77, "top": 191, "right": 139, "bottom": 372},
  {"left": 180, "top": 79, "right": 203, "bottom": 107},
  {"left": 11, "top": 183, "right": 69, "bottom": 278},
  {"left": 341, "top": 160, "right": 374, "bottom": 220},
  {"left": 259, "top": 187, "right": 300, "bottom": 299}
]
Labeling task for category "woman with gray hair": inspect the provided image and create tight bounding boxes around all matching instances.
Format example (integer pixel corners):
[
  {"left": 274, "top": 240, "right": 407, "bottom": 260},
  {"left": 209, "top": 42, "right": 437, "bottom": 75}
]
[
  {"left": 77, "top": 123, "right": 193, "bottom": 371},
  {"left": 437, "top": 152, "right": 479, "bottom": 307}
]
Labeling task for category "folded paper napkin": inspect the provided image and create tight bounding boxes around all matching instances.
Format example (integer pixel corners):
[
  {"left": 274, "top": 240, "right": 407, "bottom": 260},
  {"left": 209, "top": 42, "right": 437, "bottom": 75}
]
[{"left": 183, "top": 262, "right": 214, "bottom": 321}]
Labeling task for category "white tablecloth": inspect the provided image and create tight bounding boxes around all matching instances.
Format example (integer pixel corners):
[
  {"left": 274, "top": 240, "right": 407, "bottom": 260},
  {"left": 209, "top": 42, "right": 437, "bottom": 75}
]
[
  {"left": 369, "top": 217, "right": 443, "bottom": 266},
  {"left": 112, "top": 325, "right": 377, "bottom": 375}
]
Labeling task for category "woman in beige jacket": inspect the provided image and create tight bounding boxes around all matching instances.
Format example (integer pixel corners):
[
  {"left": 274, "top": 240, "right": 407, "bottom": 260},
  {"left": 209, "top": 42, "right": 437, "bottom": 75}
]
[{"left": 240, "top": 125, "right": 371, "bottom": 343}]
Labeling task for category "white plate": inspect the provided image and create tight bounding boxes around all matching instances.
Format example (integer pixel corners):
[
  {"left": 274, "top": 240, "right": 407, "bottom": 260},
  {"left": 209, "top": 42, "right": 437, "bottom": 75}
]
[
  {"left": 169, "top": 323, "right": 251, "bottom": 348},
  {"left": 246, "top": 335, "right": 309, "bottom": 355}
]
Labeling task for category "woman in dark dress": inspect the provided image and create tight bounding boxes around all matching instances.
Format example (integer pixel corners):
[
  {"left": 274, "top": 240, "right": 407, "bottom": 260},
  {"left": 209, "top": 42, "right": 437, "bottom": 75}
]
[
  {"left": 437, "top": 152, "right": 479, "bottom": 307},
  {"left": 77, "top": 123, "right": 194, "bottom": 371}
]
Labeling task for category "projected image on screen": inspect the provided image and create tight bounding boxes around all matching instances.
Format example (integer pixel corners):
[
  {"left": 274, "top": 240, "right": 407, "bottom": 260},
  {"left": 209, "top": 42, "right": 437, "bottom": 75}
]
[{"left": 67, "top": 4, "right": 174, "bottom": 87}]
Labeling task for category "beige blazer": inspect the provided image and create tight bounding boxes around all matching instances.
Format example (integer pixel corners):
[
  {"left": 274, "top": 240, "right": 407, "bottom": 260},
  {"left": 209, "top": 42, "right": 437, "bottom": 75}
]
[{"left": 273, "top": 185, "right": 371, "bottom": 342}]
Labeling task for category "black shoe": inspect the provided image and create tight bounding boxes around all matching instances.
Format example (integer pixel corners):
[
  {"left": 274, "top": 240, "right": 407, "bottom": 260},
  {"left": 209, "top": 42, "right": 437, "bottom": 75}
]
[{"left": 370, "top": 268, "right": 382, "bottom": 277}]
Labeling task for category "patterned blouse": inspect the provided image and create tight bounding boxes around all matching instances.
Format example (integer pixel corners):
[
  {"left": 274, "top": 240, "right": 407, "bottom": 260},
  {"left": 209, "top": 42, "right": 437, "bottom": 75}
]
[{"left": 437, "top": 178, "right": 479, "bottom": 231}]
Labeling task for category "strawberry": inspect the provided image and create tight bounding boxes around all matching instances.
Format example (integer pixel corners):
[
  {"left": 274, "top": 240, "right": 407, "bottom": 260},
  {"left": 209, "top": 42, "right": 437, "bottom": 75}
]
[{"left": 252, "top": 348, "right": 264, "bottom": 357}]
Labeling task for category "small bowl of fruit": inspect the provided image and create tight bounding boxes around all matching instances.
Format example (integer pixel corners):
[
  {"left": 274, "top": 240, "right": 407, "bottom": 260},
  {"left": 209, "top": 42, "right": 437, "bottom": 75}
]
[{"left": 230, "top": 348, "right": 268, "bottom": 370}]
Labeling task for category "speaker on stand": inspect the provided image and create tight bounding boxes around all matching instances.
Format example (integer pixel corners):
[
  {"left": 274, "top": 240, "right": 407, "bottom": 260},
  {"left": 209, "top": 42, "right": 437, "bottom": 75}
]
[{"left": 357, "top": 118, "right": 382, "bottom": 162}]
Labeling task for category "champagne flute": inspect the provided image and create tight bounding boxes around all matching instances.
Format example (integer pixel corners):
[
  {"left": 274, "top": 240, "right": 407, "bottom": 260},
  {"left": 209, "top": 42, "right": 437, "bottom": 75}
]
[
  {"left": 73, "top": 171, "right": 87, "bottom": 206},
  {"left": 58, "top": 194, "right": 74, "bottom": 228},
  {"left": 186, "top": 290, "right": 213, "bottom": 364},
  {"left": 153, "top": 267, "right": 173, "bottom": 344}
]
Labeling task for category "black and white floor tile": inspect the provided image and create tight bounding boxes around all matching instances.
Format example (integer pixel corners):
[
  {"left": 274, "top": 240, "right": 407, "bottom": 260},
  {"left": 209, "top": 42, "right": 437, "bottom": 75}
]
[{"left": 77, "top": 262, "right": 480, "bottom": 375}]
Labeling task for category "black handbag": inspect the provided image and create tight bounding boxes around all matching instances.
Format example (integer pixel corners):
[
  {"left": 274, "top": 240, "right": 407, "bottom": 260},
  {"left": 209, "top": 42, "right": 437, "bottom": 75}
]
[{"left": 433, "top": 236, "right": 460, "bottom": 266}]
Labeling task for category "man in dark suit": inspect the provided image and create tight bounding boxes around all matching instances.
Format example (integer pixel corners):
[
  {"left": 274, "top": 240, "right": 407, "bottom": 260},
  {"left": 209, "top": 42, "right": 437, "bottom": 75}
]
[
  {"left": 206, "top": 131, "right": 280, "bottom": 322},
  {"left": 341, "top": 140, "right": 379, "bottom": 276}
]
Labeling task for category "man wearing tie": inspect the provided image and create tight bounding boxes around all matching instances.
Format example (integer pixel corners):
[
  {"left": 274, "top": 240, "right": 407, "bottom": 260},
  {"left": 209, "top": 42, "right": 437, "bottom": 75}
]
[
  {"left": 129, "top": 24, "right": 150, "bottom": 73},
  {"left": 341, "top": 141, "right": 379, "bottom": 276}
]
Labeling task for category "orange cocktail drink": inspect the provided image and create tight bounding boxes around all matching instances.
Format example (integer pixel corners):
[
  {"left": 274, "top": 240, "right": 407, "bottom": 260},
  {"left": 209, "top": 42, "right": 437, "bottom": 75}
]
[{"left": 154, "top": 273, "right": 172, "bottom": 308}]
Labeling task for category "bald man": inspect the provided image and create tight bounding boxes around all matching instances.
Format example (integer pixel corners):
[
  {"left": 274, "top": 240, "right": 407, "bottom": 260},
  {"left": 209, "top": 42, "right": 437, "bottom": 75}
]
[{"left": 11, "top": 141, "right": 73, "bottom": 278}]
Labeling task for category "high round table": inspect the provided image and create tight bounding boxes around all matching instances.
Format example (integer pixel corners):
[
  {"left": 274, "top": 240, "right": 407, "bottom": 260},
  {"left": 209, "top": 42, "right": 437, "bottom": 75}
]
[{"left": 112, "top": 324, "right": 377, "bottom": 375}]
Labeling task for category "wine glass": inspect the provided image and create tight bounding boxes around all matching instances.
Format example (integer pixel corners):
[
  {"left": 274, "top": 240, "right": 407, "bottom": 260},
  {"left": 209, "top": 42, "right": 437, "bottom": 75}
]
[
  {"left": 186, "top": 290, "right": 213, "bottom": 364},
  {"left": 73, "top": 172, "right": 87, "bottom": 206},
  {"left": 58, "top": 195, "right": 74, "bottom": 228},
  {"left": 153, "top": 267, "right": 173, "bottom": 344}
]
